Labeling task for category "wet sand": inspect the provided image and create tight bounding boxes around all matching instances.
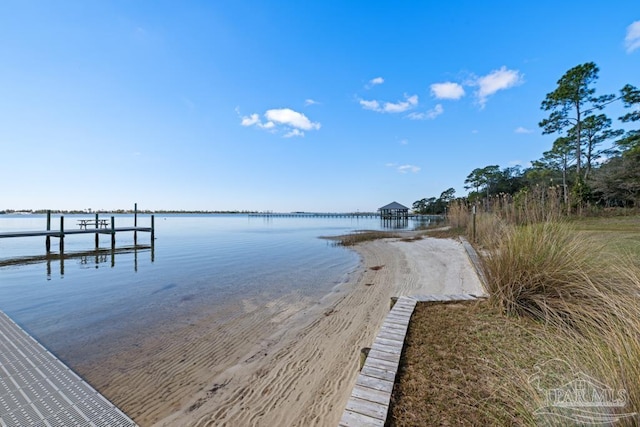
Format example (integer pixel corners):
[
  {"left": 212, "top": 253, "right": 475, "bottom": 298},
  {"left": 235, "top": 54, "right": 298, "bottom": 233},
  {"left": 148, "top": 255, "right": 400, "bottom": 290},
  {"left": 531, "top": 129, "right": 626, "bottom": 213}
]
[{"left": 75, "top": 235, "right": 485, "bottom": 426}]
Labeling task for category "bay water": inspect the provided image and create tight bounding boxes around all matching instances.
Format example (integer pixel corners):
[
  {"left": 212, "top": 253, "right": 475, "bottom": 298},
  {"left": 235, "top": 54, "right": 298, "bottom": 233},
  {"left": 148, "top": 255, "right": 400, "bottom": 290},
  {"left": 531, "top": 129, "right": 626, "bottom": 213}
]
[{"left": 0, "top": 213, "right": 424, "bottom": 367}]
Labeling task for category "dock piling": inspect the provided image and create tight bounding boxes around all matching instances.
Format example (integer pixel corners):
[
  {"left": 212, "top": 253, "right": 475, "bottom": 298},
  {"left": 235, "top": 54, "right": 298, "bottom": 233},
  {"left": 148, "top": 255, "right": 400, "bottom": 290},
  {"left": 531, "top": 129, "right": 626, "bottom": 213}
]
[
  {"left": 95, "top": 213, "right": 99, "bottom": 249},
  {"left": 134, "top": 203, "right": 138, "bottom": 246},
  {"left": 46, "top": 210, "right": 51, "bottom": 253},
  {"left": 111, "top": 216, "right": 116, "bottom": 250},
  {"left": 59, "top": 216, "right": 64, "bottom": 253}
]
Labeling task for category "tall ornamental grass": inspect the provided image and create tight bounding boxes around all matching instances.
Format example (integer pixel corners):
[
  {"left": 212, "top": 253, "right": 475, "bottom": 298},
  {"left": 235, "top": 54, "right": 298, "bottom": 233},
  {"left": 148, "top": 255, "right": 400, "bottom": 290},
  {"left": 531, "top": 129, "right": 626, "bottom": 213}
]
[{"left": 480, "top": 220, "right": 640, "bottom": 422}]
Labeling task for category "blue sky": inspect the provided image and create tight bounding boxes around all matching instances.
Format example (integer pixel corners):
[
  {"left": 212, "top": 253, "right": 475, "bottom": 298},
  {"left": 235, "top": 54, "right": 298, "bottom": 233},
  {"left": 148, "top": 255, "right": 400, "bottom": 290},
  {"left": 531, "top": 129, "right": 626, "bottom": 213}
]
[{"left": 1, "top": 1, "right": 639, "bottom": 212}]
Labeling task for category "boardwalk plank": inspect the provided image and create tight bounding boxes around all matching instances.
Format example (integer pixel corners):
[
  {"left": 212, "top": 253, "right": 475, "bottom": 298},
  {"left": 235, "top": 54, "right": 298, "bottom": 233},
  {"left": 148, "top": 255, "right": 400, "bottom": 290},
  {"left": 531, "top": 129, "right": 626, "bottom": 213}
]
[
  {"left": 344, "top": 396, "right": 388, "bottom": 421},
  {"left": 375, "top": 330, "right": 404, "bottom": 343},
  {"left": 356, "top": 375, "right": 394, "bottom": 394},
  {"left": 361, "top": 366, "right": 396, "bottom": 383},
  {"left": 370, "top": 342, "right": 402, "bottom": 356},
  {"left": 364, "top": 356, "right": 398, "bottom": 372},
  {"left": 351, "top": 384, "right": 390, "bottom": 406},
  {"left": 367, "top": 349, "right": 400, "bottom": 364},
  {"left": 339, "top": 409, "right": 385, "bottom": 427}
]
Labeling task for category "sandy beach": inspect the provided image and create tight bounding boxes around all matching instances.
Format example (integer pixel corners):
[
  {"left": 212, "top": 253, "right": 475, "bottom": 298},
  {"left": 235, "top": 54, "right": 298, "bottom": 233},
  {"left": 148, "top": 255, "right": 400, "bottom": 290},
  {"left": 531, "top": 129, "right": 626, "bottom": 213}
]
[{"left": 75, "top": 234, "right": 485, "bottom": 426}]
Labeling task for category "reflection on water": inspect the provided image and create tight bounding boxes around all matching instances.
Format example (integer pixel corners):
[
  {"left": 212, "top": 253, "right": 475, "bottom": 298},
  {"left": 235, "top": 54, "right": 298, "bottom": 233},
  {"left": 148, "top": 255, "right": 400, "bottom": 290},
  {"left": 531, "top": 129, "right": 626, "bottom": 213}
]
[
  {"left": 1, "top": 245, "right": 153, "bottom": 268},
  {"left": 0, "top": 245, "right": 154, "bottom": 278}
]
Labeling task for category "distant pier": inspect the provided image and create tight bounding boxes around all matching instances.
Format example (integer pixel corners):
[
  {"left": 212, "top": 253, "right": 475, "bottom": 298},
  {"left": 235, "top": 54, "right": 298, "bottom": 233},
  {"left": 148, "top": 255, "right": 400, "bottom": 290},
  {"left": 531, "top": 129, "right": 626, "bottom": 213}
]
[
  {"left": 248, "top": 212, "right": 440, "bottom": 219},
  {"left": 249, "top": 212, "right": 380, "bottom": 218}
]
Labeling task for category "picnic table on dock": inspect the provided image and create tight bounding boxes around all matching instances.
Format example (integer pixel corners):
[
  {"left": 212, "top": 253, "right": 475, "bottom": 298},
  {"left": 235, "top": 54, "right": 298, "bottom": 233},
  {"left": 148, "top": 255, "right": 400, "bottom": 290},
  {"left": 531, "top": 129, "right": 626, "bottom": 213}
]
[{"left": 77, "top": 219, "right": 110, "bottom": 229}]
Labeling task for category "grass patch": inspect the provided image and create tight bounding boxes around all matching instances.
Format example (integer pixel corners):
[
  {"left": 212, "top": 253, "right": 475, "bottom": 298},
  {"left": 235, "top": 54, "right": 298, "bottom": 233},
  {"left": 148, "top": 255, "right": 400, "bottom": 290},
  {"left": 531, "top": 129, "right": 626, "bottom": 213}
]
[
  {"left": 332, "top": 230, "right": 399, "bottom": 246},
  {"left": 389, "top": 301, "right": 558, "bottom": 426},
  {"left": 425, "top": 226, "right": 465, "bottom": 239},
  {"left": 399, "top": 235, "right": 424, "bottom": 242}
]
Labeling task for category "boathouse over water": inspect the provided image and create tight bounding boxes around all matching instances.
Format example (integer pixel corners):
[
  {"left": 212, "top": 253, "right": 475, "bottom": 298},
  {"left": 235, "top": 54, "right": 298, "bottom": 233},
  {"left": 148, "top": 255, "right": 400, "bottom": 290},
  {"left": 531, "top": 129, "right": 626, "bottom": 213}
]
[{"left": 378, "top": 202, "right": 409, "bottom": 219}]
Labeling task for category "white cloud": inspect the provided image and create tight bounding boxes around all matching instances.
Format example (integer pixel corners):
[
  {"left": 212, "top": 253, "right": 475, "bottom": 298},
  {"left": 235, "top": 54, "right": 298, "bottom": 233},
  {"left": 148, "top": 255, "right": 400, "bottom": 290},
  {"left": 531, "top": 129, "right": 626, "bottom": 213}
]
[
  {"left": 304, "top": 99, "right": 319, "bottom": 106},
  {"left": 427, "top": 104, "right": 443, "bottom": 119},
  {"left": 241, "top": 113, "right": 261, "bottom": 127},
  {"left": 239, "top": 107, "right": 320, "bottom": 137},
  {"left": 399, "top": 139, "right": 408, "bottom": 145},
  {"left": 264, "top": 108, "right": 320, "bottom": 130},
  {"left": 430, "top": 82, "right": 465, "bottom": 100},
  {"left": 625, "top": 21, "right": 640, "bottom": 53},
  {"left": 515, "top": 126, "right": 533, "bottom": 134},
  {"left": 474, "top": 66, "right": 524, "bottom": 107},
  {"left": 407, "top": 104, "right": 443, "bottom": 120},
  {"left": 360, "top": 94, "right": 418, "bottom": 113},
  {"left": 360, "top": 99, "right": 381, "bottom": 111},
  {"left": 383, "top": 94, "right": 418, "bottom": 113},
  {"left": 284, "top": 129, "right": 304, "bottom": 138},
  {"left": 386, "top": 162, "right": 420, "bottom": 173},
  {"left": 407, "top": 112, "right": 425, "bottom": 120},
  {"left": 366, "top": 77, "right": 384, "bottom": 89},
  {"left": 397, "top": 164, "right": 421, "bottom": 174}
]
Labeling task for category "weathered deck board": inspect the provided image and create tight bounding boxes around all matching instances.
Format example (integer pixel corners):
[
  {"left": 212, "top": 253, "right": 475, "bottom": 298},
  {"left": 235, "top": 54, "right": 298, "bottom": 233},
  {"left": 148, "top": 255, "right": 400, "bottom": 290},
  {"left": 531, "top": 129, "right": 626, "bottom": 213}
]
[
  {"left": 360, "top": 366, "right": 396, "bottom": 382},
  {"left": 345, "top": 396, "right": 388, "bottom": 420},
  {"left": 355, "top": 375, "right": 394, "bottom": 394},
  {"left": 0, "top": 310, "right": 138, "bottom": 426},
  {"left": 340, "top": 409, "right": 385, "bottom": 427},
  {"left": 364, "top": 356, "right": 398, "bottom": 372}
]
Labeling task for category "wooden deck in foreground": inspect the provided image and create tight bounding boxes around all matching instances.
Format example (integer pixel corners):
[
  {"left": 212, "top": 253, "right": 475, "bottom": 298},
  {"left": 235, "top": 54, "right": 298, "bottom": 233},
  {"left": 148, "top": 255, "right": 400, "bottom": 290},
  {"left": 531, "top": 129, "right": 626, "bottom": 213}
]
[
  {"left": 0, "top": 310, "right": 137, "bottom": 427},
  {"left": 339, "top": 294, "right": 481, "bottom": 427}
]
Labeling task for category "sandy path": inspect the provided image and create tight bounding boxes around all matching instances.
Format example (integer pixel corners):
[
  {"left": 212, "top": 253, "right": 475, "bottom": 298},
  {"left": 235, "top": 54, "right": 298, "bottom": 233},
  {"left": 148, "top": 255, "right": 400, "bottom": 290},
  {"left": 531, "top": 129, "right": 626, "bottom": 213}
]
[{"left": 76, "top": 236, "right": 485, "bottom": 426}]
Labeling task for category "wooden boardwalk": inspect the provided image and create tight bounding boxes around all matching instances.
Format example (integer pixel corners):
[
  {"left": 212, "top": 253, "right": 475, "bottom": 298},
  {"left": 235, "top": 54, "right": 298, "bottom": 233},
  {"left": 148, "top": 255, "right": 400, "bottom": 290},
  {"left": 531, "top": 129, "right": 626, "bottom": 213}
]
[
  {"left": 0, "top": 310, "right": 137, "bottom": 426},
  {"left": 339, "top": 294, "right": 480, "bottom": 427}
]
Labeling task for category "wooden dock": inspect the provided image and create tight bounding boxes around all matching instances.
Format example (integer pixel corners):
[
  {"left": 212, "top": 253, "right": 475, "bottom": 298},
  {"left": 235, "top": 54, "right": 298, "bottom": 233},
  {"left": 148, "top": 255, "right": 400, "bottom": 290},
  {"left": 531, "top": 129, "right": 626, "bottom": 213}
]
[
  {"left": 0, "top": 310, "right": 137, "bottom": 426},
  {"left": 339, "top": 294, "right": 481, "bottom": 427},
  {"left": 0, "top": 209, "right": 154, "bottom": 254}
]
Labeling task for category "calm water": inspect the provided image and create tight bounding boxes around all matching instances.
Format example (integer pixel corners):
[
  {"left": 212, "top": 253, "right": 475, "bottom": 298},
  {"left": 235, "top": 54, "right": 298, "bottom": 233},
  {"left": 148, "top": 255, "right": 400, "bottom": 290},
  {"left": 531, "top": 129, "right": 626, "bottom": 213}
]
[{"left": 0, "top": 213, "right": 425, "bottom": 365}]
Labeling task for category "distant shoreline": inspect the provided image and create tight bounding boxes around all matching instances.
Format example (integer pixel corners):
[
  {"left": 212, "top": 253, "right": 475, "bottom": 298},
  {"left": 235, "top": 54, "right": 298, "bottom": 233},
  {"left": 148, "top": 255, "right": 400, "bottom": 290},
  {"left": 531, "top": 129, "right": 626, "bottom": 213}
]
[{"left": 0, "top": 209, "right": 262, "bottom": 215}]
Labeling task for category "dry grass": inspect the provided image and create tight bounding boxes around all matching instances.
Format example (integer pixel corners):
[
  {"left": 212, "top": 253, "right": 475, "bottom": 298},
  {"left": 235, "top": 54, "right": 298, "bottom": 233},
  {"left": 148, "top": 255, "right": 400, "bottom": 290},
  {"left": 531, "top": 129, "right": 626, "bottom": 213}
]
[
  {"left": 390, "top": 297, "right": 640, "bottom": 426},
  {"left": 389, "top": 301, "right": 557, "bottom": 426},
  {"left": 330, "top": 230, "right": 399, "bottom": 246},
  {"left": 390, "top": 209, "right": 640, "bottom": 425},
  {"left": 477, "top": 217, "right": 640, "bottom": 424},
  {"left": 424, "top": 226, "right": 465, "bottom": 239}
]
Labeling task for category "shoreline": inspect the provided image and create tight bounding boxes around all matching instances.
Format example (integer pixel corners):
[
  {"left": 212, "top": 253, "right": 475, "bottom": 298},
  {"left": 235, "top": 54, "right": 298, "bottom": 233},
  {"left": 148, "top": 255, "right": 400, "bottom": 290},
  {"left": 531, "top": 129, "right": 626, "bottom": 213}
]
[{"left": 75, "top": 235, "right": 484, "bottom": 426}]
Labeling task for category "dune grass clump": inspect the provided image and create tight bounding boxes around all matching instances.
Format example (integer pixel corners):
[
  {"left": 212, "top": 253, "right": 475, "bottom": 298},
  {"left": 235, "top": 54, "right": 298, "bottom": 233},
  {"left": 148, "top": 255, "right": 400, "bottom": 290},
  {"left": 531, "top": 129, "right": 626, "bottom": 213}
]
[
  {"left": 481, "top": 222, "right": 611, "bottom": 319},
  {"left": 480, "top": 219, "right": 640, "bottom": 421}
]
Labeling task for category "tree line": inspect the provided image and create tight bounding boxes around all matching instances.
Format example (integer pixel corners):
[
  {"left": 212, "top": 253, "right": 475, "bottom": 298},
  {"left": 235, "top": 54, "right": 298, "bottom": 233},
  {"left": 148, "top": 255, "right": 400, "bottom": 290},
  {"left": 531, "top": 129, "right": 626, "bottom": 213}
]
[{"left": 412, "top": 62, "right": 639, "bottom": 214}]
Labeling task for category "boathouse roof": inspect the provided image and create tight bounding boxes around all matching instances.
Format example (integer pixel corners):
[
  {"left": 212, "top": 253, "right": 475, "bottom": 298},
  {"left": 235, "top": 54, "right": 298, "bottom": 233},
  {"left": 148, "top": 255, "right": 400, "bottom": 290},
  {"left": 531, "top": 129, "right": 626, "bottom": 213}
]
[{"left": 379, "top": 202, "right": 408, "bottom": 211}]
